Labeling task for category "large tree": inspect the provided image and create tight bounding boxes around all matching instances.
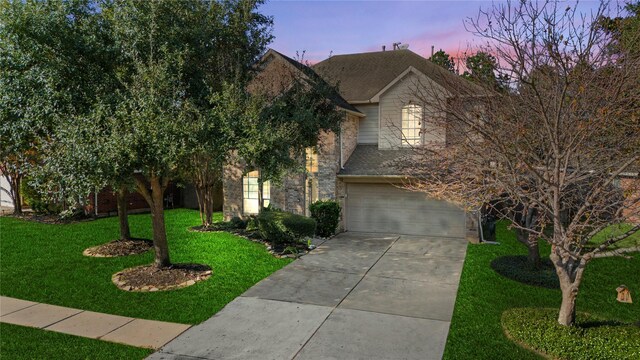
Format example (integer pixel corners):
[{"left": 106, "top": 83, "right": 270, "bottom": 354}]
[
  {"left": 401, "top": 0, "right": 639, "bottom": 326},
  {"left": 1, "top": 0, "right": 136, "bottom": 239},
  {"left": 98, "top": 0, "right": 274, "bottom": 267},
  {"left": 181, "top": 0, "right": 272, "bottom": 228}
]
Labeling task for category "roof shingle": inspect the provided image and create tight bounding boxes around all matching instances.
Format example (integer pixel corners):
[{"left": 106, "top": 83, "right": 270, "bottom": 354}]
[{"left": 313, "top": 49, "right": 481, "bottom": 102}]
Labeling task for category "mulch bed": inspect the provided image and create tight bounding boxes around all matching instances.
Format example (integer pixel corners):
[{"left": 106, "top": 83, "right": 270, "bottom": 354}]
[
  {"left": 83, "top": 239, "right": 153, "bottom": 257},
  {"left": 7, "top": 212, "right": 93, "bottom": 224},
  {"left": 188, "top": 223, "right": 334, "bottom": 258},
  {"left": 112, "top": 263, "right": 212, "bottom": 292}
]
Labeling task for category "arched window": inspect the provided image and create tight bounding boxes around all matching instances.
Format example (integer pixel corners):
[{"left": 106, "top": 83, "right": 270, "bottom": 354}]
[{"left": 401, "top": 104, "right": 422, "bottom": 146}]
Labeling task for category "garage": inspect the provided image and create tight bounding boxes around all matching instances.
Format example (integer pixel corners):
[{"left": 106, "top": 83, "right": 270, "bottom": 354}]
[{"left": 346, "top": 183, "right": 466, "bottom": 237}]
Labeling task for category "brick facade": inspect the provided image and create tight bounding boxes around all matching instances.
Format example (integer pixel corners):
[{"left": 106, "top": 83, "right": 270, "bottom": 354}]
[
  {"left": 620, "top": 177, "right": 640, "bottom": 224},
  {"left": 87, "top": 182, "right": 180, "bottom": 215}
]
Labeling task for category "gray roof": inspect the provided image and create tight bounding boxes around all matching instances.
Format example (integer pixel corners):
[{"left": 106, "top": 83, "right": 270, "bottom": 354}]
[
  {"left": 313, "top": 49, "right": 482, "bottom": 103},
  {"left": 261, "top": 49, "right": 362, "bottom": 115},
  {"left": 339, "top": 145, "right": 414, "bottom": 176}
]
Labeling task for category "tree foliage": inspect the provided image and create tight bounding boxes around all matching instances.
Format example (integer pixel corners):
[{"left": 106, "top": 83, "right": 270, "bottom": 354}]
[
  {"left": 462, "top": 51, "right": 508, "bottom": 91},
  {"left": 428, "top": 49, "right": 456, "bottom": 73}
]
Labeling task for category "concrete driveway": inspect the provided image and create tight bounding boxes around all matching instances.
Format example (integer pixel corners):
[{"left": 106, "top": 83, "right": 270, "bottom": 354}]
[{"left": 148, "top": 232, "right": 467, "bottom": 360}]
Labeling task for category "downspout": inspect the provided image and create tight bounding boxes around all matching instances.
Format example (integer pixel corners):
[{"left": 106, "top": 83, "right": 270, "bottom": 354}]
[
  {"left": 339, "top": 130, "right": 343, "bottom": 169},
  {"left": 94, "top": 188, "right": 98, "bottom": 216}
]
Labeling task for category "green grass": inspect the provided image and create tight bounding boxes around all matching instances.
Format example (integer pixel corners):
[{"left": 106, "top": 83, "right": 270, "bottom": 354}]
[
  {"left": 502, "top": 308, "right": 640, "bottom": 360},
  {"left": 443, "top": 221, "right": 639, "bottom": 360},
  {"left": 0, "top": 209, "right": 291, "bottom": 324},
  {"left": 587, "top": 223, "right": 640, "bottom": 250},
  {"left": 0, "top": 323, "right": 153, "bottom": 360}
]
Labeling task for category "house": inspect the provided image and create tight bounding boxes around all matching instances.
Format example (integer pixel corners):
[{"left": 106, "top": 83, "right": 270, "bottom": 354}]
[{"left": 223, "top": 48, "right": 482, "bottom": 241}]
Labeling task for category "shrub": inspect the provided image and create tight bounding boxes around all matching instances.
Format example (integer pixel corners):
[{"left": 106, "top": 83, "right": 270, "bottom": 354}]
[
  {"left": 20, "top": 179, "right": 61, "bottom": 215},
  {"left": 256, "top": 210, "right": 316, "bottom": 245},
  {"left": 245, "top": 216, "right": 258, "bottom": 231},
  {"left": 309, "top": 200, "right": 341, "bottom": 237},
  {"left": 229, "top": 216, "right": 247, "bottom": 230}
]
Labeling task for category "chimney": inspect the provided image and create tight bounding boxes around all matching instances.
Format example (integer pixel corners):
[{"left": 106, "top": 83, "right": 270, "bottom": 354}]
[
  {"left": 431, "top": 45, "right": 434, "bottom": 57},
  {"left": 382, "top": 45, "right": 386, "bottom": 51}
]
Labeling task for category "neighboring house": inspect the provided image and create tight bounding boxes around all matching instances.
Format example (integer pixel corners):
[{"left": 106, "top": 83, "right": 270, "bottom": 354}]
[
  {"left": 0, "top": 173, "right": 14, "bottom": 211},
  {"left": 223, "top": 48, "right": 481, "bottom": 240}
]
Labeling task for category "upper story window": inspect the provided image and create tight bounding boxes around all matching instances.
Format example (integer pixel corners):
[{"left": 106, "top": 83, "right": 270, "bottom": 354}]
[
  {"left": 401, "top": 104, "right": 422, "bottom": 146},
  {"left": 243, "top": 170, "right": 270, "bottom": 214}
]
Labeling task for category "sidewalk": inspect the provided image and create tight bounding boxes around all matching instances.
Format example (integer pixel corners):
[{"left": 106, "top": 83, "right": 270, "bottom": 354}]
[{"left": 0, "top": 296, "right": 191, "bottom": 349}]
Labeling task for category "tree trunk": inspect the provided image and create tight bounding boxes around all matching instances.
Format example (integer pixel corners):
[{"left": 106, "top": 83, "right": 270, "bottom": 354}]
[
  {"left": 516, "top": 229, "right": 541, "bottom": 268},
  {"left": 558, "top": 283, "right": 579, "bottom": 326},
  {"left": 551, "top": 249, "right": 587, "bottom": 327},
  {"left": 116, "top": 187, "right": 131, "bottom": 241},
  {"left": 150, "top": 177, "right": 171, "bottom": 268},
  {"left": 527, "top": 240, "right": 541, "bottom": 268},
  {"left": 257, "top": 175, "right": 264, "bottom": 213},
  {"left": 135, "top": 176, "right": 171, "bottom": 269},
  {"left": 12, "top": 175, "right": 22, "bottom": 215}
]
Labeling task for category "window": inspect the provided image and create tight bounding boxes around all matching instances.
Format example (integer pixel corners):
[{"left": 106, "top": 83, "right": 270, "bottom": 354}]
[
  {"left": 306, "top": 147, "right": 318, "bottom": 174},
  {"left": 243, "top": 170, "right": 270, "bottom": 214},
  {"left": 402, "top": 104, "right": 423, "bottom": 146}
]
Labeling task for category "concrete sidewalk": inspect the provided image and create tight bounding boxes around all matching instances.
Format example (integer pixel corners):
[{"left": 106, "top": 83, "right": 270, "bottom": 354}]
[
  {"left": 150, "top": 232, "right": 468, "bottom": 360},
  {"left": 0, "top": 296, "right": 191, "bottom": 349}
]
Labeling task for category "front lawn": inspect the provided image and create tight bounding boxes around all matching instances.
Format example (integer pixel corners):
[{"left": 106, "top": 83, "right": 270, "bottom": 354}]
[
  {"left": 588, "top": 223, "right": 640, "bottom": 250},
  {"left": 0, "top": 323, "right": 153, "bottom": 360},
  {"left": 0, "top": 209, "right": 292, "bottom": 324},
  {"left": 444, "top": 221, "right": 639, "bottom": 359}
]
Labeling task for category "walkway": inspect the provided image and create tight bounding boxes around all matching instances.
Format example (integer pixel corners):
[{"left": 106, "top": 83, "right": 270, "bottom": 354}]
[
  {"left": 150, "top": 232, "right": 468, "bottom": 360},
  {"left": 0, "top": 296, "right": 190, "bottom": 349}
]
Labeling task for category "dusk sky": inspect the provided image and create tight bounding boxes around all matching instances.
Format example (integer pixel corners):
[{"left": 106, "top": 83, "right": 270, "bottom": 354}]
[{"left": 261, "top": 0, "right": 607, "bottom": 64}]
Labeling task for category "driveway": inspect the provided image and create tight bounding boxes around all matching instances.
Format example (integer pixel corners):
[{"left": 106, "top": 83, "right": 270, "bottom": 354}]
[{"left": 148, "top": 232, "right": 468, "bottom": 360}]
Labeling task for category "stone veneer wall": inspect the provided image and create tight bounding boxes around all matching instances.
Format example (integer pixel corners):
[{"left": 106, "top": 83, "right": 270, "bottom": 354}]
[
  {"left": 222, "top": 152, "right": 244, "bottom": 221},
  {"left": 341, "top": 114, "right": 359, "bottom": 167},
  {"left": 222, "top": 113, "right": 357, "bottom": 222}
]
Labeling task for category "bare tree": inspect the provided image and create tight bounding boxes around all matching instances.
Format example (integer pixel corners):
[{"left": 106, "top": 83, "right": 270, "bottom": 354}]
[{"left": 399, "top": 0, "right": 640, "bottom": 326}]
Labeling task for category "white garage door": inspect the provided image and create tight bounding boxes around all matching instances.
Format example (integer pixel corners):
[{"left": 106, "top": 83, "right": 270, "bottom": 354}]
[{"left": 346, "top": 183, "right": 466, "bottom": 237}]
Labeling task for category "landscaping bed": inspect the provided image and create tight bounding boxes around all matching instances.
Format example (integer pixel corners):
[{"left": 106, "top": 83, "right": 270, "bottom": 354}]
[
  {"left": 502, "top": 308, "right": 640, "bottom": 360},
  {"left": 443, "top": 221, "right": 639, "bottom": 360},
  {"left": 0, "top": 209, "right": 291, "bottom": 324},
  {"left": 83, "top": 239, "right": 153, "bottom": 257},
  {"left": 112, "top": 263, "right": 212, "bottom": 292}
]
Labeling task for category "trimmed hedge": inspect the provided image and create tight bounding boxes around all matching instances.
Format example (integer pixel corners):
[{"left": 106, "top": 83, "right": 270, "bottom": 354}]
[
  {"left": 502, "top": 308, "right": 640, "bottom": 360},
  {"left": 256, "top": 210, "right": 316, "bottom": 245},
  {"left": 309, "top": 200, "right": 341, "bottom": 237}
]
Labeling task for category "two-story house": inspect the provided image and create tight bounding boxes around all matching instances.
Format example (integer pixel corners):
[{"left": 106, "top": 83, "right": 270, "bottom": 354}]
[{"left": 223, "top": 48, "right": 480, "bottom": 240}]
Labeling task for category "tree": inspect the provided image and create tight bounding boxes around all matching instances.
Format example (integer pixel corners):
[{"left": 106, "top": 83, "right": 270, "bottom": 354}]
[
  {"left": 0, "top": 0, "right": 73, "bottom": 214},
  {"left": 401, "top": 0, "right": 639, "bottom": 326},
  {"left": 181, "top": 0, "right": 272, "bottom": 228},
  {"left": 97, "top": 0, "right": 273, "bottom": 267},
  {"left": 1, "top": 0, "right": 137, "bottom": 239},
  {"left": 462, "top": 51, "right": 508, "bottom": 91},
  {"left": 429, "top": 49, "right": 456, "bottom": 73}
]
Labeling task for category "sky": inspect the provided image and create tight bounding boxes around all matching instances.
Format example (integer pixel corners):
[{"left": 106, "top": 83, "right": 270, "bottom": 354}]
[{"left": 261, "top": 0, "right": 609, "bottom": 64}]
